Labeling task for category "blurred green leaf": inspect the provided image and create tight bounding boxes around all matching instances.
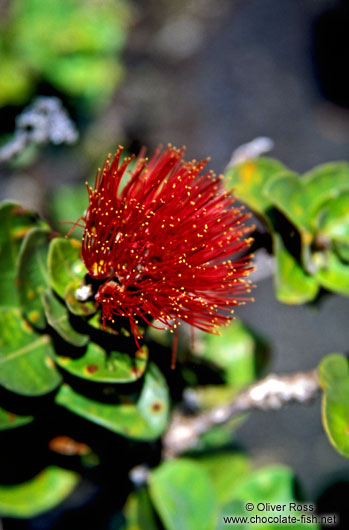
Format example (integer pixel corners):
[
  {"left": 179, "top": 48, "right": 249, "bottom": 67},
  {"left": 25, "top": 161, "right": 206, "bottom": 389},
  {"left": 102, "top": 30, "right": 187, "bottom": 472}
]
[
  {"left": 0, "top": 406, "right": 33, "bottom": 431},
  {"left": 0, "top": 466, "right": 79, "bottom": 518},
  {"left": 55, "top": 363, "right": 169, "bottom": 440},
  {"left": 49, "top": 183, "right": 88, "bottom": 239},
  {"left": 198, "top": 452, "right": 250, "bottom": 506},
  {"left": 123, "top": 487, "right": 158, "bottom": 530},
  {"left": 273, "top": 233, "right": 319, "bottom": 304},
  {"left": 0, "top": 0, "right": 130, "bottom": 107},
  {"left": 335, "top": 242, "right": 349, "bottom": 263},
  {"left": 216, "top": 500, "right": 247, "bottom": 530},
  {"left": 196, "top": 320, "right": 266, "bottom": 389},
  {"left": 227, "top": 465, "right": 319, "bottom": 530},
  {"left": 0, "top": 307, "right": 61, "bottom": 396},
  {"left": 316, "top": 192, "right": 349, "bottom": 245},
  {"left": 48, "top": 237, "right": 85, "bottom": 298},
  {"left": 302, "top": 162, "right": 349, "bottom": 222},
  {"left": 45, "top": 55, "right": 124, "bottom": 103},
  {"left": 225, "top": 158, "right": 286, "bottom": 224},
  {"left": 0, "top": 55, "right": 32, "bottom": 106},
  {"left": 265, "top": 163, "right": 349, "bottom": 235},
  {"left": 55, "top": 342, "right": 148, "bottom": 383},
  {"left": 319, "top": 353, "right": 349, "bottom": 458},
  {"left": 17, "top": 227, "right": 51, "bottom": 329},
  {"left": 314, "top": 251, "right": 349, "bottom": 296},
  {"left": 233, "top": 465, "right": 295, "bottom": 502},
  {"left": 0, "top": 202, "right": 47, "bottom": 308},
  {"left": 42, "top": 289, "right": 89, "bottom": 347},
  {"left": 149, "top": 458, "right": 218, "bottom": 530},
  {"left": 264, "top": 171, "right": 312, "bottom": 235}
]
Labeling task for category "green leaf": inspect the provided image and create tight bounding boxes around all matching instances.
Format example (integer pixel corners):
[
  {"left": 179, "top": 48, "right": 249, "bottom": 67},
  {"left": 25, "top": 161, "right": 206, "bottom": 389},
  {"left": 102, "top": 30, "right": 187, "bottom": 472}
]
[
  {"left": 264, "top": 171, "right": 310, "bottom": 232},
  {"left": 196, "top": 320, "right": 264, "bottom": 389},
  {"left": 198, "top": 452, "right": 250, "bottom": 506},
  {"left": 0, "top": 202, "right": 47, "bottom": 308},
  {"left": 228, "top": 465, "right": 319, "bottom": 530},
  {"left": 225, "top": 158, "right": 286, "bottom": 223},
  {"left": 335, "top": 242, "right": 349, "bottom": 263},
  {"left": 49, "top": 183, "right": 88, "bottom": 239},
  {"left": 86, "top": 312, "right": 119, "bottom": 334},
  {"left": 217, "top": 500, "right": 247, "bottom": 530},
  {"left": 314, "top": 251, "right": 349, "bottom": 296},
  {"left": 0, "top": 405, "right": 33, "bottom": 431},
  {"left": 0, "top": 307, "right": 61, "bottom": 396},
  {"left": 64, "top": 281, "right": 97, "bottom": 317},
  {"left": 55, "top": 363, "right": 169, "bottom": 440},
  {"left": 55, "top": 342, "right": 148, "bottom": 383},
  {"left": 0, "top": 466, "right": 79, "bottom": 518},
  {"left": 302, "top": 162, "right": 349, "bottom": 221},
  {"left": 316, "top": 192, "right": 349, "bottom": 244},
  {"left": 233, "top": 465, "right": 295, "bottom": 503},
  {"left": 318, "top": 353, "right": 349, "bottom": 457},
  {"left": 48, "top": 237, "right": 86, "bottom": 298},
  {"left": 42, "top": 289, "right": 88, "bottom": 347},
  {"left": 273, "top": 233, "right": 319, "bottom": 304},
  {"left": 265, "top": 163, "right": 349, "bottom": 236},
  {"left": 123, "top": 487, "right": 158, "bottom": 530},
  {"left": 149, "top": 459, "right": 218, "bottom": 530},
  {"left": 16, "top": 227, "right": 51, "bottom": 329}
]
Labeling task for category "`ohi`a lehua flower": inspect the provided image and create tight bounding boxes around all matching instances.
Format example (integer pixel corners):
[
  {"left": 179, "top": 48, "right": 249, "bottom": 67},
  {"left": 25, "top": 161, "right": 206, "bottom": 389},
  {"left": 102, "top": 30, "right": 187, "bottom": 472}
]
[{"left": 76, "top": 145, "right": 255, "bottom": 365}]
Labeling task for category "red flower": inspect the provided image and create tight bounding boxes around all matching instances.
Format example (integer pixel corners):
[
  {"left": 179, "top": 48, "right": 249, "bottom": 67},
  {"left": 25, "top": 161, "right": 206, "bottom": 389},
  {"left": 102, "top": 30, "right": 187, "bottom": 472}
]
[{"left": 81, "top": 145, "right": 254, "bottom": 364}]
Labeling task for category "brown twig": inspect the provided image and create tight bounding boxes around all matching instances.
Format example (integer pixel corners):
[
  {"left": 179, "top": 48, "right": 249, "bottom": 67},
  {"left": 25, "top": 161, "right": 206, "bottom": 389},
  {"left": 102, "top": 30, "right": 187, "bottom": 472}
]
[{"left": 162, "top": 369, "right": 319, "bottom": 459}]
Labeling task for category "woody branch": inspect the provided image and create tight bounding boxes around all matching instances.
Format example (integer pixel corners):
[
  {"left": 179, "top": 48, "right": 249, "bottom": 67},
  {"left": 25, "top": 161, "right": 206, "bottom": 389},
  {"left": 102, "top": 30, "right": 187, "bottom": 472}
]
[{"left": 162, "top": 368, "right": 319, "bottom": 459}]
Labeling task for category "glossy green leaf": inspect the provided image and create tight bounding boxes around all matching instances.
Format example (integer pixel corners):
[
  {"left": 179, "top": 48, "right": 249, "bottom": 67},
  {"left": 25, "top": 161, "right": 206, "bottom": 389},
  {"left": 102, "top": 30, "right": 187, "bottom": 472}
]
[
  {"left": 265, "top": 163, "right": 349, "bottom": 235},
  {"left": 264, "top": 171, "right": 312, "bottom": 235},
  {"left": 314, "top": 251, "right": 349, "bottom": 296},
  {"left": 0, "top": 406, "right": 33, "bottom": 431},
  {"left": 42, "top": 289, "right": 88, "bottom": 347},
  {"left": 55, "top": 363, "right": 169, "bottom": 440},
  {"left": 273, "top": 233, "right": 319, "bottom": 304},
  {"left": 316, "top": 192, "right": 349, "bottom": 244},
  {"left": 225, "top": 158, "right": 286, "bottom": 222},
  {"left": 0, "top": 466, "right": 79, "bottom": 518},
  {"left": 0, "top": 202, "right": 47, "bottom": 308},
  {"left": 302, "top": 162, "right": 349, "bottom": 221},
  {"left": 0, "top": 307, "right": 61, "bottom": 396},
  {"left": 196, "top": 320, "right": 262, "bottom": 389},
  {"left": 55, "top": 342, "right": 148, "bottom": 383},
  {"left": 16, "top": 227, "right": 51, "bottom": 329},
  {"left": 48, "top": 237, "right": 86, "bottom": 298},
  {"left": 123, "top": 487, "right": 158, "bottom": 530},
  {"left": 64, "top": 281, "right": 97, "bottom": 317},
  {"left": 149, "top": 459, "right": 218, "bottom": 530},
  {"left": 198, "top": 452, "right": 250, "bottom": 506},
  {"left": 319, "top": 353, "right": 349, "bottom": 457}
]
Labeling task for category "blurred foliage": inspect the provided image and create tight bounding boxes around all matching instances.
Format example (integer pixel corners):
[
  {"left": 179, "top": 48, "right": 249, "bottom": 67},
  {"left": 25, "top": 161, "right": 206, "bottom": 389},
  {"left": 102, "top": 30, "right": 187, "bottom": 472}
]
[
  {"left": 226, "top": 159, "right": 349, "bottom": 304},
  {"left": 0, "top": 467, "right": 79, "bottom": 518},
  {"left": 120, "top": 457, "right": 319, "bottom": 530},
  {"left": 319, "top": 353, "right": 349, "bottom": 459},
  {"left": 0, "top": 0, "right": 130, "bottom": 109}
]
